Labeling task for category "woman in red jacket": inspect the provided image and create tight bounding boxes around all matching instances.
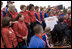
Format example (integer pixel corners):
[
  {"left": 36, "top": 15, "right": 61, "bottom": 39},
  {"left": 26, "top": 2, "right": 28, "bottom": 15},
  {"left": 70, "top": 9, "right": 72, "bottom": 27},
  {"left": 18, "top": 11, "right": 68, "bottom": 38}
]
[
  {"left": 6, "top": 4, "right": 18, "bottom": 21},
  {"left": 13, "top": 14, "right": 28, "bottom": 48},
  {"left": 28, "top": 4, "right": 37, "bottom": 24},
  {"left": 19, "top": 5, "right": 31, "bottom": 26},
  {"left": 19, "top": 5, "right": 31, "bottom": 46},
  {"left": 27, "top": 4, "right": 38, "bottom": 43},
  {"left": 5, "top": 4, "right": 18, "bottom": 29},
  {"left": 1, "top": 17, "right": 18, "bottom": 48}
]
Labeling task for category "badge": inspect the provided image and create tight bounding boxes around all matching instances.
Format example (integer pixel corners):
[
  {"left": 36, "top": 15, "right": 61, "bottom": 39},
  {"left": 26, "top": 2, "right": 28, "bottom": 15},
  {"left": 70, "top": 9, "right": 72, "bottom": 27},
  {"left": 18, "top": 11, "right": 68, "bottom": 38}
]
[{"left": 9, "top": 31, "right": 12, "bottom": 34}]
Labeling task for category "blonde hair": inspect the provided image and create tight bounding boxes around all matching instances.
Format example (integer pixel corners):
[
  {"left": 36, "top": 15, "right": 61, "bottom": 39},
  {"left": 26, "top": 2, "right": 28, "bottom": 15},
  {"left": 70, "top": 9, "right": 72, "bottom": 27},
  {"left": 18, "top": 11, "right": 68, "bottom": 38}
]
[
  {"left": 45, "top": 27, "right": 51, "bottom": 33},
  {"left": 8, "top": 4, "right": 15, "bottom": 12}
]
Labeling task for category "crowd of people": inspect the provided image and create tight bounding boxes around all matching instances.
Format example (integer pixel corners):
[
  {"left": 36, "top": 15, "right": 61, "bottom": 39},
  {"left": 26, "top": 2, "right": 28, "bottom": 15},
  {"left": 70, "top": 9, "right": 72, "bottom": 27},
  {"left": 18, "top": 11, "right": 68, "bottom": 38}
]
[{"left": 1, "top": 1, "right": 71, "bottom": 48}]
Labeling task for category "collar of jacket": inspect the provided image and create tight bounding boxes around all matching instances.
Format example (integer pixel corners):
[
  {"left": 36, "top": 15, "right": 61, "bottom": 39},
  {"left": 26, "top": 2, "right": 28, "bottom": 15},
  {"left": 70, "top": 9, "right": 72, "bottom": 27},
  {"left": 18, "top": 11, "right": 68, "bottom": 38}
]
[
  {"left": 35, "top": 34, "right": 42, "bottom": 39},
  {"left": 18, "top": 20, "right": 23, "bottom": 23}
]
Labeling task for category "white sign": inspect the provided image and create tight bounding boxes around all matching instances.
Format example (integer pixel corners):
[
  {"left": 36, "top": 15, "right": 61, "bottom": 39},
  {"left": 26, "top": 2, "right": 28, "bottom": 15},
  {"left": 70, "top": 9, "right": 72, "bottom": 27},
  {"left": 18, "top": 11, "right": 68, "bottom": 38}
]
[{"left": 45, "top": 16, "right": 58, "bottom": 31}]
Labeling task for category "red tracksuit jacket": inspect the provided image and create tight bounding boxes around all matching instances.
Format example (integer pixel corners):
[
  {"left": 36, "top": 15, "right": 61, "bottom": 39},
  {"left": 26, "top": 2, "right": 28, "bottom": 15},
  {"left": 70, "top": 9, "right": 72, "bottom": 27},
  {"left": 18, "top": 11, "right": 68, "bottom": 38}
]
[
  {"left": 1, "top": 37, "right": 4, "bottom": 48},
  {"left": 1, "top": 27, "right": 18, "bottom": 48},
  {"left": 41, "top": 12, "right": 45, "bottom": 22},
  {"left": 28, "top": 10, "right": 37, "bottom": 23},
  {"left": 13, "top": 20, "right": 28, "bottom": 42},
  {"left": 6, "top": 11, "right": 18, "bottom": 21},
  {"left": 19, "top": 11, "right": 31, "bottom": 24}
]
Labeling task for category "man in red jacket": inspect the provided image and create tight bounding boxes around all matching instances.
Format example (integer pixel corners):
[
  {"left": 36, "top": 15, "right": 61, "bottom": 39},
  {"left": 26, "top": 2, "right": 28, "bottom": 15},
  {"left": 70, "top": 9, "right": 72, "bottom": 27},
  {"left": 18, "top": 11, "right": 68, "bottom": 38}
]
[
  {"left": 13, "top": 14, "right": 28, "bottom": 48},
  {"left": 1, "top": 17, "right": 18, "bottom": 48}
]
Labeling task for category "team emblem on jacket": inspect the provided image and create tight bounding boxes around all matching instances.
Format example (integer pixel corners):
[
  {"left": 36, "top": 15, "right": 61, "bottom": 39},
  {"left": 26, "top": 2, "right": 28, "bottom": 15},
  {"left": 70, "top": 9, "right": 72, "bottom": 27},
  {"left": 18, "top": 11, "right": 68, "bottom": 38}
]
[{"left": 9, "top": 31, "right": 12, "bottom": 34}]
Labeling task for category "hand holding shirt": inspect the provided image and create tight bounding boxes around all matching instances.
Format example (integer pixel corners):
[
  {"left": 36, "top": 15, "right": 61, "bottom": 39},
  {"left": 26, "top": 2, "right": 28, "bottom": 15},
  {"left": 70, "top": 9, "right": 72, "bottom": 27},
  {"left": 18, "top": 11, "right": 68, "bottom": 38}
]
[{"left": 45, "top": 16, "right": 58, "bottom": 31}]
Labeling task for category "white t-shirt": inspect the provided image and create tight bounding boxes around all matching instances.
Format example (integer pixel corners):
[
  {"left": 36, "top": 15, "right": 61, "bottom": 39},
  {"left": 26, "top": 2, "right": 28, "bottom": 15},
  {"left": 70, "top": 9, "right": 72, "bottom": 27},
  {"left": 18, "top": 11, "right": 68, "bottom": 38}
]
[{"left": 45, "top": 16, "right": 58, "bottom": 31}]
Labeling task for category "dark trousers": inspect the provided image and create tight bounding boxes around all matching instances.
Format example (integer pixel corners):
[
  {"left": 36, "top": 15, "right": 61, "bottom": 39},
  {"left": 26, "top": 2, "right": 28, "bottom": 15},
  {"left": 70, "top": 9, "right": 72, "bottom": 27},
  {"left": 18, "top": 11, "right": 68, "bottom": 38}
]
[
  {"left": 30, "top": 22, "right": 37, "bottom": 36},
  {"left": 58, "top": 33, "right": 63, "bottom": 42},
  {"left": 65, "top": 28, "right": 71, "bottom": 44},
  {"left": 42, "top": 22, "right": 46, "bottom": 30},
  {"left": 17, "top": 40, "right": 26, "bottom": 48},
  {"left": 51, "top": 31, "right": 57, "bottom": 44},
  {"left": 27, "top": 25, "right": 31, "bottom": 46}
]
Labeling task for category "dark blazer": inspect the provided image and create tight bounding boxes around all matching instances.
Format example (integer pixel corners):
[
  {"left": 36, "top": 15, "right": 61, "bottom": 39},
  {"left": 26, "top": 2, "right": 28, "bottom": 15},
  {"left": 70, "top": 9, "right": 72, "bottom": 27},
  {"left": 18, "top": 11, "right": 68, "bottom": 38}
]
[{"left": 53, "top": 23, "right": 67, "bottom": 36}]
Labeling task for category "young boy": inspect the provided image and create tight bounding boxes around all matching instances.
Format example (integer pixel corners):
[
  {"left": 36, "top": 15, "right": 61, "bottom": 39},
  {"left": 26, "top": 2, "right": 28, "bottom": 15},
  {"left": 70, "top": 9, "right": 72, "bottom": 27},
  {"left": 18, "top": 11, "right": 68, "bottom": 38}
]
[
  {"left": 13, "top": 14, "right": 28, "bottom": 48},
  {"left": 28, "top": 24, "right": 46, "bottom": 48},
  {"left": 42, "top": 27, "right": 53, "bottom": 48}
]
